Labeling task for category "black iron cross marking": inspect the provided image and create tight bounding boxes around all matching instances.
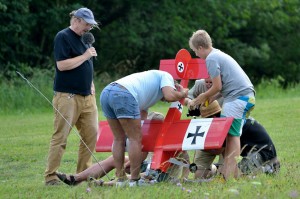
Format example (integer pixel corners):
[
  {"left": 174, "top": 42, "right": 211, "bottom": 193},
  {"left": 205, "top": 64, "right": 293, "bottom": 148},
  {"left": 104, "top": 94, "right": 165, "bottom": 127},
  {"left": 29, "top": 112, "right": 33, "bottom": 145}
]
[
  {"left": 177, "top": 103, "right": 182, "bottom": 111},
  {"left": 177, "top": 62, "right": 184, "bottom": 72},
  {"left": 187, "top": 126, "right": 205, "bottom": 145}
]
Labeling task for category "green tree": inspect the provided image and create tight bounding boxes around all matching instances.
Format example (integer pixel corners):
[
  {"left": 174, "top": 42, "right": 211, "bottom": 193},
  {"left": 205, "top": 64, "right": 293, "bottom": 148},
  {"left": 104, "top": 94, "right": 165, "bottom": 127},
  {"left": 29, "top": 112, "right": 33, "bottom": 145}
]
[{"left": 1, "top": 0, "right": 299, "bottom": 86}]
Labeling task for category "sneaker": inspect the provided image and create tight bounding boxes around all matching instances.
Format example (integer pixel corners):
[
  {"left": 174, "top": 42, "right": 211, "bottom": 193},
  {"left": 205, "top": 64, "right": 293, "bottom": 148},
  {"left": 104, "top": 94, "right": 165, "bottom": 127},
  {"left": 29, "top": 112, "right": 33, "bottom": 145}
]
[
  {"left": 128, "top": 178, "right": 149, "bottom": 187},
  {"left": 115, "top": 179, "right": 128, "bottom": 188}
]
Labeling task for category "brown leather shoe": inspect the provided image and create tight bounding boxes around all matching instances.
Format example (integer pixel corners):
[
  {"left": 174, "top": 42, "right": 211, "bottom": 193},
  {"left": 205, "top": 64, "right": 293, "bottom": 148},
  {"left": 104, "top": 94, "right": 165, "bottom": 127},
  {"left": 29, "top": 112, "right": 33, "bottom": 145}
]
[{"left": 45, "top": 179, "right": 62, "bottom": 186}]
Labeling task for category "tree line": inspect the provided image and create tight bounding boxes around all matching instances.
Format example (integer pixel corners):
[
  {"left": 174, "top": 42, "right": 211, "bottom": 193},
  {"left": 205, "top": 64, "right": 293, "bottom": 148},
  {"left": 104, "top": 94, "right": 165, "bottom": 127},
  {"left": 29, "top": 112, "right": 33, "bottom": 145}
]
[{"left": 1, "top": 0, "right": 299, "bottom": 87}]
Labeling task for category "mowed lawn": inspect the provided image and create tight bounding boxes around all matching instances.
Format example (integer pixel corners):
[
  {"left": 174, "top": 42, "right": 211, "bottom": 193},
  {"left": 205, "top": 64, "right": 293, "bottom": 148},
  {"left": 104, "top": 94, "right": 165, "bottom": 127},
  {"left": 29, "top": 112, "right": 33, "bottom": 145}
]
[{"left": 0, "top": 96, "right": 299, "bottom": 198}]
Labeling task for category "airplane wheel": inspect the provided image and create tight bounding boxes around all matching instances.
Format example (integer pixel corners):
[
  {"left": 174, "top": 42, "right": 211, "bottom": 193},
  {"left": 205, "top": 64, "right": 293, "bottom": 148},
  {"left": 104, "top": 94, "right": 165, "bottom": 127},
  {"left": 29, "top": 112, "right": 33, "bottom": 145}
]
[
  {"left": 157, "top": 172, "right": 169, "bottom": 182},
  {"left": 189, "top": 163, "right": 198, "bottom": 173}
]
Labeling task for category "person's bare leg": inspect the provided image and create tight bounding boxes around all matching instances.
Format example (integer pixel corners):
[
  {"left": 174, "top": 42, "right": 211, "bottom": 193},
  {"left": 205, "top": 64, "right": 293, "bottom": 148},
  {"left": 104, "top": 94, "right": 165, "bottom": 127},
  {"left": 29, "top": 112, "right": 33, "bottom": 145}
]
[
  {"left": 119, "top": 118, "right": 142, "bottom": 180},
  {"left": 194, "top": 150, "right": 217, "bottom": 179},
  {"left": 222, "top": 135, "right": 240, "bottom": 179},
  {"left": 64, "top": 155, "right": 130, "bottom": 183},
  {"left": 107, "top": 118, "right": 127, "bottom": 180},
  {"left": 74, "top": 155, "right": 115, "bottom": 182}
]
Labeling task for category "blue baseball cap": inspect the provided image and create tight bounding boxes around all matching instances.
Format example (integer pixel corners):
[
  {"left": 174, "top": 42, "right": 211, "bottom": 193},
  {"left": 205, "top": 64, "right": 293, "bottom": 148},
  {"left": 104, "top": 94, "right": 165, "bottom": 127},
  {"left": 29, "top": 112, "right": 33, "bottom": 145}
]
[{"left": 74, "top": 8, "right": 97, "bottom": 25}]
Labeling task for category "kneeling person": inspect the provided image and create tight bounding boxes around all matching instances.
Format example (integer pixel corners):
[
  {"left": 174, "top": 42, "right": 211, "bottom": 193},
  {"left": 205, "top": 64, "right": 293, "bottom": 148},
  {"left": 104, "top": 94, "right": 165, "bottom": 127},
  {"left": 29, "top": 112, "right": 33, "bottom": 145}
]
[{"left": 193, "top": 101, "right": 280, "bottom": 179}]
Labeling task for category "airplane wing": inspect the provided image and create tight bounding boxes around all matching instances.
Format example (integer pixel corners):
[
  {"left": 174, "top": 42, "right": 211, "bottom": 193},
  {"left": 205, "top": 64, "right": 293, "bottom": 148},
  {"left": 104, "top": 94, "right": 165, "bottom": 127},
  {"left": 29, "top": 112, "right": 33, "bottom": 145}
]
[
  {"left": 95, "top": 117, "right": 233, "bottom": 152},
  {"left": 161, "top": 118, "right": 233, "bottom": 150}
]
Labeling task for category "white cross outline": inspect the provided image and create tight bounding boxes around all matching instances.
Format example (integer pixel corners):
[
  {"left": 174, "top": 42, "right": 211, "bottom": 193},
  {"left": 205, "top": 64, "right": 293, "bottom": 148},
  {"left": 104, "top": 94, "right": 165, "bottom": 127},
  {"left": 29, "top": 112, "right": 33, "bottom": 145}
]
[{"left": 177, "top": 61, "right": 184, "bottom": 73}]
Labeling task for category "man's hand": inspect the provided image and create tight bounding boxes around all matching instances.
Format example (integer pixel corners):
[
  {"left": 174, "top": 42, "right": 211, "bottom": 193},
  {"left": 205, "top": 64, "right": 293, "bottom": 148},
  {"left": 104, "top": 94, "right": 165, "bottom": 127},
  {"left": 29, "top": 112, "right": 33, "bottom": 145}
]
[
  {"left": 84, "top": 47, "right": 97, "bottom": 60},
  {"left": 181, "top": 88, "right": 189, "bottom": 98},
  {"left": 175, "top": 83, "right": 188, "bottom": 98},
  {"left": 188, "top": 93, "right": 208, "bottom": 109},
  {"left": 187, "top": 99, "right": 197, "bottom": 110}
]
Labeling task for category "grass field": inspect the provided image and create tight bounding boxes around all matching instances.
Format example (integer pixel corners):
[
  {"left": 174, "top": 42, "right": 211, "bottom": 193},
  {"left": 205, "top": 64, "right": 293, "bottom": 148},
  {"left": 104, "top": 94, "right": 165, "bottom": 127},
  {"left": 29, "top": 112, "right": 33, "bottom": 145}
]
[{"left": 0, "top": 87, "right": 300, "bottom": 198}]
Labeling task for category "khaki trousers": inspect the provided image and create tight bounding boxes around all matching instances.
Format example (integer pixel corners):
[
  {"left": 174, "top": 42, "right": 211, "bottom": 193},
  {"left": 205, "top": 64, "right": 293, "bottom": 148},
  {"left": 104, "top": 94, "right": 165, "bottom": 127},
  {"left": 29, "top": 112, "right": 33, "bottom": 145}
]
[
  {"left": 44, "top": 92, "right": 98, "bottom": 182},
  {"left": 194, "top": 150, "right": 217, "bottom": 170}
]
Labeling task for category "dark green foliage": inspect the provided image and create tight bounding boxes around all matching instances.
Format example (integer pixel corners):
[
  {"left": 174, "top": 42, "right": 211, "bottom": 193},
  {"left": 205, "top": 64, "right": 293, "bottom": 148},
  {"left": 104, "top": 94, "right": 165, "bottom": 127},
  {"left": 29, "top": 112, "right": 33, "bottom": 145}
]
[{"left": 0, "top": 0, "right": 299, "bottom": 85}]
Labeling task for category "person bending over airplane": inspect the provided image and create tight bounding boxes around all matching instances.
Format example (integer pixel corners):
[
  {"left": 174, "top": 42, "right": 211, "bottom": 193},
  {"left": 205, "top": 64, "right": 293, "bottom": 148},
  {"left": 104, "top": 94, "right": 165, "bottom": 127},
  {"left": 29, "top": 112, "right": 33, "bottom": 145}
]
[{"left": 99, "top": 70, "right": 188, "bottom": 187}]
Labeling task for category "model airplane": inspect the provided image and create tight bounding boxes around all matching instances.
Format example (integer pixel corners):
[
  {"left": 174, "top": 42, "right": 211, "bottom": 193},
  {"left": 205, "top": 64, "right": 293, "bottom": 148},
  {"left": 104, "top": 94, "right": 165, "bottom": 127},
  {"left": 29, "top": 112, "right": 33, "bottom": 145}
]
[{"left": 96, "top": 49, "right": 233, "bottom": 180}]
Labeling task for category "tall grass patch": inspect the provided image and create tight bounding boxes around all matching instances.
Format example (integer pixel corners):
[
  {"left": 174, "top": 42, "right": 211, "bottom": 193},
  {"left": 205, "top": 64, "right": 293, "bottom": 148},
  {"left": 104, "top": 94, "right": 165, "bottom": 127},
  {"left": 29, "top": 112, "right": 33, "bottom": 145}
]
[
  {"left": 1, "top": 70, "right": 300, "bottom": 114},
  {"left": 255, "top": 76, "right": 300, "bottom": 99},
  {"left": 0, "top": 69, "right": 112, "bottom": 114},
  {"left": 0, "top": 69, "right": 54, "bottom": 113}
]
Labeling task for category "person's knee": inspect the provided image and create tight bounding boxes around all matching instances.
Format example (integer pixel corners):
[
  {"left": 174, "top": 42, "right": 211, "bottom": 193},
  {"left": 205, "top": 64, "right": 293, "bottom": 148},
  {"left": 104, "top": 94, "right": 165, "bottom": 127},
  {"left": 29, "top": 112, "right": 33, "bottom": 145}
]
[
  {"left": 128, "top": 134, "right": 142, "bottom": 143},
  {"left": 114, "top": 134, "right": 127, "bottom": 142}
]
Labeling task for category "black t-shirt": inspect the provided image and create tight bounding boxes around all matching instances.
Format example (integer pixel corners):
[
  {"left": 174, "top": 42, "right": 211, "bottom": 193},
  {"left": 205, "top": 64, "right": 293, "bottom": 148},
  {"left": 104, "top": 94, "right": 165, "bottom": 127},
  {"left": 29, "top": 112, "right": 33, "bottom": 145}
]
[
  {"left": 240, "top": 118, "right": 277, "bottom": 162},
  {"left": 53, "top": 28, "right": 93, "bottom": 96}
]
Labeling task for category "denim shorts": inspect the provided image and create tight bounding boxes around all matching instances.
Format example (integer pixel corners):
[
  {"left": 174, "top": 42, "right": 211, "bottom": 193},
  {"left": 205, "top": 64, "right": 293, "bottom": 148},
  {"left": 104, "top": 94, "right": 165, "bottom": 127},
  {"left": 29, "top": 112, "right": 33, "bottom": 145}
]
[{"left": 100, "top": 83, "right": 140, "bottom": 119}]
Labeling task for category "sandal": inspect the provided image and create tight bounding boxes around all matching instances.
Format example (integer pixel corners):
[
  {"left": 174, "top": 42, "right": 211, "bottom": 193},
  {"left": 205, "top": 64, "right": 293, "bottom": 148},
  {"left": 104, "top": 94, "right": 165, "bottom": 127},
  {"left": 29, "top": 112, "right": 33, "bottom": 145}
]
[{"left": 56, "top": 173, "right": 79, "bottom": 186}]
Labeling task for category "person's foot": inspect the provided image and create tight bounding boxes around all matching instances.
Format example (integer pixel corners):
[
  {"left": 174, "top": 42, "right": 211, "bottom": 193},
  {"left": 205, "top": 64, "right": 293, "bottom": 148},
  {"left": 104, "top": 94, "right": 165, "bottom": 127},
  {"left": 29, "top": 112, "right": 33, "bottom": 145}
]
[
  {"left": 45, "top": 179, "right": 62, "bottom": 186},
  {"left": 115, "top": 179, "right": 128, "bottom": 188},
  {"left": 88, "top": 177, "right": 105, "bottom": 186},
  {"left": 56, "top": 173, "right": 79, "bottom": 186},
  {"left": 128, "top": 178, "right": 149, "bottom": 187}
]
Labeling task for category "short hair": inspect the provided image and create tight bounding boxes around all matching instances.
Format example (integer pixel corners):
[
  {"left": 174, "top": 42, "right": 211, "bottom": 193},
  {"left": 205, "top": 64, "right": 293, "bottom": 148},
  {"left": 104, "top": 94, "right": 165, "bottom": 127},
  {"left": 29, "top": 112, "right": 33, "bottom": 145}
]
[
  {"left": 69, "top": 9, "right": 100, "bottom": 29},
  {"left": 69, "top": 10, "right": 76, "bottom": 23},
  {"left": 69, "top": 10, "right": 76, "bottom": 17},
  {"left": 189, "top": 30, "right": 212, "bottom": 50}
]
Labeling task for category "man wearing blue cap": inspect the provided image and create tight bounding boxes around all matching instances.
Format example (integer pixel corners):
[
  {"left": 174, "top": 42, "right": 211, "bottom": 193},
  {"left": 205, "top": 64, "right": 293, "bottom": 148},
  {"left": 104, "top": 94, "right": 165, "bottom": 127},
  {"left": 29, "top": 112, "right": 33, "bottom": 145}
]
[{"left": 44, "top": 8, "right": 100, "bottom": 185}]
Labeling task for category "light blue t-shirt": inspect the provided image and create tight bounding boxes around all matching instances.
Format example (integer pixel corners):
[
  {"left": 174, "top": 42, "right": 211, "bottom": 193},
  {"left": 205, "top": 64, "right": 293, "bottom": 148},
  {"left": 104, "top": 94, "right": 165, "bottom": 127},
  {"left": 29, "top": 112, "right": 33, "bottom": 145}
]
[
  {"left": 206, "top": 48, "right": 255, "bottom": 102},
  {"left": 116, "top": 70, "right": 175, "bottom": 111}
]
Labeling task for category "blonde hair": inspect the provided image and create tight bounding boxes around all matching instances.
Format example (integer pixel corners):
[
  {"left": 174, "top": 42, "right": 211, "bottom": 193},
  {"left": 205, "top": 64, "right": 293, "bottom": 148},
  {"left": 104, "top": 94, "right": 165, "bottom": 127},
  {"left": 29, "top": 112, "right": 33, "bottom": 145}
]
[{"left": 189, "top": 30, "right": 212, "bottom": 50}]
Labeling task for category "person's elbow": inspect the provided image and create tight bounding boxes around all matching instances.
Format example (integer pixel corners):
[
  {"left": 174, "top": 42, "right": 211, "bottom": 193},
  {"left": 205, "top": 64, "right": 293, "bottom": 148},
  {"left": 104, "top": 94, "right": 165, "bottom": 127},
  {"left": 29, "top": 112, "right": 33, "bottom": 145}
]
[
  {"left": 215, "top": 85, "right": 222, "bottom": 92},
  {"left": 56, "top": 61, "right": 65, "bottom": 71},
  {"left": 211, "top": 83, "right": 222, "bottom": 93},
  {"left": 56, "top": 61, "right": 71, "bottom": 71}
]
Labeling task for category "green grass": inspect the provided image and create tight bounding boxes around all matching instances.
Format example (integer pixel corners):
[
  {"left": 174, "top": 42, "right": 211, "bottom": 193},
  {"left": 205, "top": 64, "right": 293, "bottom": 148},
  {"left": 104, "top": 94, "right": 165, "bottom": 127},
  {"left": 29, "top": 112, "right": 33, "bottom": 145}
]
[{"left": 0, "top": 94, "right": 300, "bottom": 198}]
